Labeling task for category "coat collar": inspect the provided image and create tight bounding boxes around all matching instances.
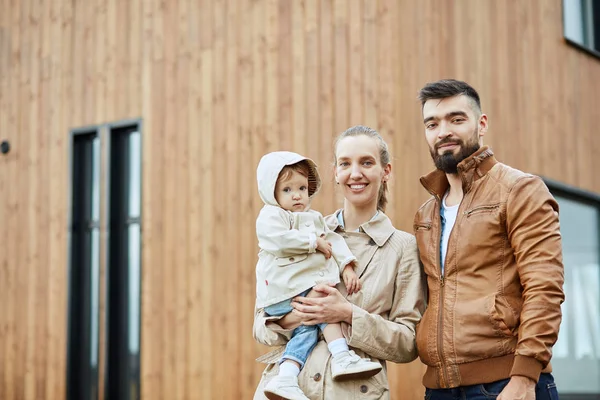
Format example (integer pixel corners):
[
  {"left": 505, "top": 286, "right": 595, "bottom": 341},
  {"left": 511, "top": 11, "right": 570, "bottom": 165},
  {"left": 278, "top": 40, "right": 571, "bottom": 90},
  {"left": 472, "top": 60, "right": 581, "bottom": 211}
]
[
  {"left": 419, "top": 146, "right": 497, "bottom": 199},
  {"left": 325, "top": 209, "right": 395, "bottom": 247}
]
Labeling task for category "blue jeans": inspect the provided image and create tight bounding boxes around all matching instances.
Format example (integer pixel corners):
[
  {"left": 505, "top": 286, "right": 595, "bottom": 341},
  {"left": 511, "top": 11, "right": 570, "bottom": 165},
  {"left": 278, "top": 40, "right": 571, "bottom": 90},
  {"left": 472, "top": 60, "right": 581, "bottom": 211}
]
[
  {"left": 264, "top": 289, "right": 327, "bottom": 369},
  {"left": 425, "top": 373, "right": 558, "bottom": 400}
]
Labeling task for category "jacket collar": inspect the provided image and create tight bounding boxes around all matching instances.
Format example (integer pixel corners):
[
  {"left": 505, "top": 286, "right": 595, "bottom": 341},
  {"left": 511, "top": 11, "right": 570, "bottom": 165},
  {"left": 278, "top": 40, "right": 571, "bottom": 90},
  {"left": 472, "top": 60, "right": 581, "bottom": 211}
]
[
  {"left": 420, "top": 146, "right": 497, "bottom": 199},
  {"left": 325, "top": 209, "right": 395, "bottom": 247}
]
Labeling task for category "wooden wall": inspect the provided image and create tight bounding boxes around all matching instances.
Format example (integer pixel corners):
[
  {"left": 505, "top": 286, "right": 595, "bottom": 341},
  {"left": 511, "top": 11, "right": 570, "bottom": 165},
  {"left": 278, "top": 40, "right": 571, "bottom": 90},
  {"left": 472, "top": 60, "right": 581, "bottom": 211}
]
[{"left": 1, "top": 0, "right": 599, "bottom": 399}]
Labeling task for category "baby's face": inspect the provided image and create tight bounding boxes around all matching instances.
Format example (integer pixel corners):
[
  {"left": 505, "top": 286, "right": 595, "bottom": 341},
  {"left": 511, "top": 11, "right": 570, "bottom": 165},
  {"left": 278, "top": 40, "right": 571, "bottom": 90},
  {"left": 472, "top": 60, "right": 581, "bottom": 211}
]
[{"left": 275, "top": 170, "right": 309, "bottom": 212}]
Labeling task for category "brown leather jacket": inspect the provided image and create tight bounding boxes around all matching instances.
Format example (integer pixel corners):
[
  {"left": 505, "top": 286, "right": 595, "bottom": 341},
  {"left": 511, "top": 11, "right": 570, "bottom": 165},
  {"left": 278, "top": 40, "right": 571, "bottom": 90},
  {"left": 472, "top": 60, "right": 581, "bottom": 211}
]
[{"left": 413, "top": 146, "right": 564, "bottom": 389}]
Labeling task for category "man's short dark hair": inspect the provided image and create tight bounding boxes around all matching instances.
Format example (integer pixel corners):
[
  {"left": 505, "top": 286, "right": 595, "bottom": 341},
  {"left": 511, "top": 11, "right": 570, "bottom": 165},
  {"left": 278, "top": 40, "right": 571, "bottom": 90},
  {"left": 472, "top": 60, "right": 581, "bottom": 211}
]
[{"left": 418, "top": 79, "right": 481, "bottom": 112}]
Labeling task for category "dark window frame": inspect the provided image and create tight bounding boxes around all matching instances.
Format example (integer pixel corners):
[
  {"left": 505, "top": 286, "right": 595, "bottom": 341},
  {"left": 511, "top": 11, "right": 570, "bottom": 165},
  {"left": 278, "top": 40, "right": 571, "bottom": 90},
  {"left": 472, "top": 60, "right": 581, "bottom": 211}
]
[
  {"left": 543, "top": 178, "right": 600, "bottom": 400},
  {"left": 66, "top": 126, "right": 102, "bottom": 400},
  {"left": 104, "top": 120, "right": 143, "bottom": 400}
]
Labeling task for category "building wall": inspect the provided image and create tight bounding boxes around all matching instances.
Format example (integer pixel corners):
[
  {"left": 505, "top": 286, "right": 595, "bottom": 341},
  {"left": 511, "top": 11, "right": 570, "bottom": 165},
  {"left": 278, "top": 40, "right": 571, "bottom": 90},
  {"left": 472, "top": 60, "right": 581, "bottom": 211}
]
[{"left": 0, "top": 0, "right": 599, "bottom": 399}]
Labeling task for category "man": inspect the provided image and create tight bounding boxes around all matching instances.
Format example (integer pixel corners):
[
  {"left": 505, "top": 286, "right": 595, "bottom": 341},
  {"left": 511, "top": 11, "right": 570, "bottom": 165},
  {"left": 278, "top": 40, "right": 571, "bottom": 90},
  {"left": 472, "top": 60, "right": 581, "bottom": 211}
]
[{"left": 413, "top": 79, "right": 564, "bottom": 400}]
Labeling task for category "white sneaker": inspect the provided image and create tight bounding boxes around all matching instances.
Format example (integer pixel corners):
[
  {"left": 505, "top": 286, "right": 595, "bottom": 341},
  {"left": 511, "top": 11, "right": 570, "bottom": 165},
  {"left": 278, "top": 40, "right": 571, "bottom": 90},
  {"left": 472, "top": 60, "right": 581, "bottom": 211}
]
[
  {"left": 264, "top": 375, "right": 310, "bottom": 400},
  {"left": 331, "top": 350, "right": 382, "bottom": 381}
]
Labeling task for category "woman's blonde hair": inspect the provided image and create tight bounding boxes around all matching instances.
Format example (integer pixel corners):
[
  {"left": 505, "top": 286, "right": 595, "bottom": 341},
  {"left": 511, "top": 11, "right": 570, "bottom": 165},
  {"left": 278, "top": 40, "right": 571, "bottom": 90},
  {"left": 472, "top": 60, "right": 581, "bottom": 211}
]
[{"left": 334, "top": 125, "right": 391, "bottom": 212}]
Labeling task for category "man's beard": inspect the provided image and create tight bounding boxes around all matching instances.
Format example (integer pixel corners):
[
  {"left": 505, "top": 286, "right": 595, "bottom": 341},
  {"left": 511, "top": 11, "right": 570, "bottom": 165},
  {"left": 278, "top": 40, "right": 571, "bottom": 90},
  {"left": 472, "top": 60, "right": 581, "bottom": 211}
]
[{"left": 430, "top": 131, "right": 480, "bottom": 174}]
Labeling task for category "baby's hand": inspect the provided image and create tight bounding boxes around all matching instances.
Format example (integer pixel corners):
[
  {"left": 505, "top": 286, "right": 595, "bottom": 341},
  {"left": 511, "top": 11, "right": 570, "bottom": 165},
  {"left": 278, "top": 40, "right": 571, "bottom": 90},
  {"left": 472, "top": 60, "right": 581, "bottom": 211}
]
[
  {"left": 342, "top": 263, "right": 361, "bottom": 295},
  {"left": 316, "top": 236, "right": 332, "bottom": 259}
]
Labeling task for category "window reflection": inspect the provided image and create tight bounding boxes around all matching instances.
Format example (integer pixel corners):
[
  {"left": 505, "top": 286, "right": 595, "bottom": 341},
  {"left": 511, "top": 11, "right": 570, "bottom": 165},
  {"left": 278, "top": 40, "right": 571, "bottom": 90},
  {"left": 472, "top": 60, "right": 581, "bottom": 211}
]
[
  {"left": 128, "top": 132, "right": 141, "bottom": 218},
  {"left": 91, "top": 229, "right": 100, "bottom": 367},
  {"left": 552, "top": 194, "right": 600, "bottom": 393},
  {"left": 128, "top": 224, "right": 140, "bottom": 354},
  {"left": 563, "top": 0, "right": 600, "bottom": 53}
]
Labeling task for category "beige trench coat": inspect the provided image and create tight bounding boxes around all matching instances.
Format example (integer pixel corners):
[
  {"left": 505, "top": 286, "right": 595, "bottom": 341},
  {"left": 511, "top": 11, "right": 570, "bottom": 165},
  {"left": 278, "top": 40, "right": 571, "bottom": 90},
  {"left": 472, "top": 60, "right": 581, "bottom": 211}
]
[{"left": 253, "top": 211, "right": 427, "bottom": 399}]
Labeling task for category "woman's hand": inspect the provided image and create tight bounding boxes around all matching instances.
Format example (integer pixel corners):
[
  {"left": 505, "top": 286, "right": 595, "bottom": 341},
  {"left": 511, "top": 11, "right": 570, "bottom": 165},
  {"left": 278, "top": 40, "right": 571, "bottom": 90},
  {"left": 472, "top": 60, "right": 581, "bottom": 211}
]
[{"left": 291, "top": 284, "right": 353, "bottom": 325}]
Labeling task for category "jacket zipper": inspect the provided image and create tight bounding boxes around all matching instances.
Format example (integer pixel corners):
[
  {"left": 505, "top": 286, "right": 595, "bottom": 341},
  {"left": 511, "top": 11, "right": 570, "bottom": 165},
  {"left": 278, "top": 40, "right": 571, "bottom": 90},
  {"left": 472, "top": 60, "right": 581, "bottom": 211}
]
[
  {"left": 423, "top": 188, "right": 457, "bottom": 387},
  {"left": 436, "top": 219, "right": 449, "bottom": 388}
]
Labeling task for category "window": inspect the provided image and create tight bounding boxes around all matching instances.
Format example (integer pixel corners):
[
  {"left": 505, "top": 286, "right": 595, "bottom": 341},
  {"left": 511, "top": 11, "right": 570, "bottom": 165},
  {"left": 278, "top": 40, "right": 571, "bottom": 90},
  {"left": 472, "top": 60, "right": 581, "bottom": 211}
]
[
  {"left": 67, "top": 121, "right": 142, "bottom": 400},
  {"left": 67, "top": 130, "right": 101, "bottom": 400},
  {"left": 105, "top": 125, "right": 142, "bottom": 400},
  {"left": 546, "top": 180, "right": 600, "bottom": 399},
  {"left": 563, "top": 0, "right": 600, "bottom": 56}
]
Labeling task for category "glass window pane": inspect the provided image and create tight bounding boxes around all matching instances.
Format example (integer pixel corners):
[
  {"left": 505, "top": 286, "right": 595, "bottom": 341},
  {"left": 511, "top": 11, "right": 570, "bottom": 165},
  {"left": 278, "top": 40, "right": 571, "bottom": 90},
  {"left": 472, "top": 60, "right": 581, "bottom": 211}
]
[
  {"left": 564, "top": 0, "right": 585, "bottom": 43},
  {"left": 128, "top": 131, "right": 141, "bottom": 218},
  {"left": 552, "top": 195, "right": 600, "bottom": 394},
  {"left": 92, "top": 137, "right": 101, "bottom": 221},
  {"left": 91, "top": 228, "right": 100, "bottom": 367},
  {"left": 127, "top": 223, "right": 141, "bottom": 400},
  {"left": 127, "top": 224, "right": 141, "bottom": 355},
  {"left": 563, "top": 0, "right": 600, "bottom": 52}
]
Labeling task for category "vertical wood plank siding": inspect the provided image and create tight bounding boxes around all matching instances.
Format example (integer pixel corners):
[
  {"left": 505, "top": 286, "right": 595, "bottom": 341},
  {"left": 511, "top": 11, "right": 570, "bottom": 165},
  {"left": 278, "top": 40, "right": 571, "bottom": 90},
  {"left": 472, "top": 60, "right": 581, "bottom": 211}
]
[{"left": 0, "top": 1, "right": 598, "bottom": 399}]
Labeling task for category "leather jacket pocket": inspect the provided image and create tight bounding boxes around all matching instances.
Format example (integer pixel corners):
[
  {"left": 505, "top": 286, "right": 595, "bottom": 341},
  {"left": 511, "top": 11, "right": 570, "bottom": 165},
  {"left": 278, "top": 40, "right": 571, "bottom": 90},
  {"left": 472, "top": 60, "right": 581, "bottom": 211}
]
[
  {"left": 414, "top": 222, "right": 434, "bottom": 274},
  {"left": 415, "top": 317, "right": 433, "bottom": 366},
  {"left": 463, "top": 204, "right": 500, "bottom": 217},
  {"left": 414, "top": 222, "right": 432, "bottom": 231},
  {"left": 489, "top": 294, "right": 520, "bottom": 337},
  {"left": 454, "top": 294, "right": 516, "bottom": 362}
]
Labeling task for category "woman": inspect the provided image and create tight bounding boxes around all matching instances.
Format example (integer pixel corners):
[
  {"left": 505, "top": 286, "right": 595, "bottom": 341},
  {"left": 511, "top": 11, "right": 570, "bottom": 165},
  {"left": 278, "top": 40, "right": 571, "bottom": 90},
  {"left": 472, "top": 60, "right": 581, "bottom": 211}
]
[{"left": 253, "top": 126, "right": 426, "bottom": 399}]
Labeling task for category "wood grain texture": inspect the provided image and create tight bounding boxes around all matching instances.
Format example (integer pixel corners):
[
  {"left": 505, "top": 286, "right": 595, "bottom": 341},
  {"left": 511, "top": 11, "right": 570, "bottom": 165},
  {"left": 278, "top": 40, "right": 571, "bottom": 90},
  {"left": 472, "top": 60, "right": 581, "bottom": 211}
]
[{"left": 0, "top": 1, "right": 599, "bottom": 399}]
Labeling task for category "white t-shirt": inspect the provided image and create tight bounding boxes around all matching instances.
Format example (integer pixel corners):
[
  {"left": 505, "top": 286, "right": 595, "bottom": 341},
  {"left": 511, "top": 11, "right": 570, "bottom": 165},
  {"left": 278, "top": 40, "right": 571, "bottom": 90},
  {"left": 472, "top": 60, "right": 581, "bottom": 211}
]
[{"left": 440, "top": 193, "right": 459, "bottom": 274}]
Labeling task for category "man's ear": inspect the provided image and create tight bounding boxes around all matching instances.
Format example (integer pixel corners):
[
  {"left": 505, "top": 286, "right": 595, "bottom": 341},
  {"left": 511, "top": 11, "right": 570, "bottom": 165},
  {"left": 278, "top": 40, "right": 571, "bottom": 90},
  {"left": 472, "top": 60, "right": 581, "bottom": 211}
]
[{"left": 478, "top": 114, "right": 488, "bottom": 138}]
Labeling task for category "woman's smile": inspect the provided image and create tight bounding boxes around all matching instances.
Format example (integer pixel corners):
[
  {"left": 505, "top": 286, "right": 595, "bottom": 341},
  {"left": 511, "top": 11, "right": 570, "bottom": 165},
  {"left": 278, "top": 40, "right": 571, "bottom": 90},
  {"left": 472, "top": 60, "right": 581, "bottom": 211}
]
[{"left": 348, "top": 183, "right": 368, "bottom": 191}]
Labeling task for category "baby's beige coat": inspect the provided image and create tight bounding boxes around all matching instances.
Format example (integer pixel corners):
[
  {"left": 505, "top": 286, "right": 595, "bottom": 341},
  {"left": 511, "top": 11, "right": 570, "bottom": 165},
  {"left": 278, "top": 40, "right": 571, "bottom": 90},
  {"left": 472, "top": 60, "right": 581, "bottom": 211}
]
[
  {"left": 256, "top": 206, "right": 357, "bottom": 308},
  {"left": 253, "top": 211, "right": 427, "bottom": 399}
]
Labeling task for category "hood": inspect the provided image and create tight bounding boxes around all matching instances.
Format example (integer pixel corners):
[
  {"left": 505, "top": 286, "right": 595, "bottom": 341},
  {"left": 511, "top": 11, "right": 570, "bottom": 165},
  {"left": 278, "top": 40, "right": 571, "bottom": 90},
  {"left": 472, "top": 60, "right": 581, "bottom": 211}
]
[{"left": 256, "top": 151, "right": 322, "bottom": 207}]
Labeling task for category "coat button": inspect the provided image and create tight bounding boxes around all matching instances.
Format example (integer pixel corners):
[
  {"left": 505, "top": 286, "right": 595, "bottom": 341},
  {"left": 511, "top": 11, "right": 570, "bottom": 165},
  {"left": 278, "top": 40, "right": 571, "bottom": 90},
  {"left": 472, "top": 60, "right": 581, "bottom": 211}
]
[
  {"left": 305, "top": 222, "right": 311, "bottom": 227},
  {"left": 289, "top": 257, "right": 294, "bottom": 262},
  {"left": 360, "top": 385, "right": 368, "bottom": 393},
  {"left": 313, "top": 373, "right": 321, "bottom": 381}
]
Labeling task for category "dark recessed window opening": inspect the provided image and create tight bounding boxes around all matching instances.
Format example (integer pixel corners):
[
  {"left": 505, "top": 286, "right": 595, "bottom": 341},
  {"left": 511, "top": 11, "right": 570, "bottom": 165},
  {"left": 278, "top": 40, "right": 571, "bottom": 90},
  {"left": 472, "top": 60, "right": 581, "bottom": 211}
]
[
  {"left": 105, "top": 125, "right": 142, "bottom": 400},
  {"left": 67, "top": 131, "right": 101, "bottom": 400}
]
